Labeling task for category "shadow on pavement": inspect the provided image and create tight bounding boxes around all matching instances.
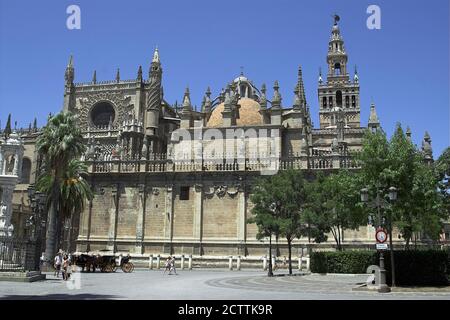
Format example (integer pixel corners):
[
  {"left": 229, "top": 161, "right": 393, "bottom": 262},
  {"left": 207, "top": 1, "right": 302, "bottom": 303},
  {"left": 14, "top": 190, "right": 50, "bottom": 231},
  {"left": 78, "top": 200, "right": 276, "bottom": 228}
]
[{"left": 1, "top": 293, "right": 120, "bottom": 300}]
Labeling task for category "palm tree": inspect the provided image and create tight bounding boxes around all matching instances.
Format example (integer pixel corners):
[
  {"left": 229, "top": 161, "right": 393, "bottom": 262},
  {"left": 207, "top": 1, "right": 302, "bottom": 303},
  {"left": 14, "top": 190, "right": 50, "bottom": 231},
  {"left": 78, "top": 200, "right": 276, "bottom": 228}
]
[
  {"left": 37, "top": 159, "right": 93, "bottom": 252},
  {"left": 36, "top": 112, "right": 86, "bottom": 263}
]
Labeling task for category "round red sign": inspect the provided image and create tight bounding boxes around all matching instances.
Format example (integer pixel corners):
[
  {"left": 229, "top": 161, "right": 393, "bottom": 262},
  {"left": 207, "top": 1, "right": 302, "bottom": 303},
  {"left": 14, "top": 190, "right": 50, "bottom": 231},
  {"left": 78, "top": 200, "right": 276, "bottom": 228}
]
[{"left": 375, "top": 228, "right": 388, "bottom": 243}]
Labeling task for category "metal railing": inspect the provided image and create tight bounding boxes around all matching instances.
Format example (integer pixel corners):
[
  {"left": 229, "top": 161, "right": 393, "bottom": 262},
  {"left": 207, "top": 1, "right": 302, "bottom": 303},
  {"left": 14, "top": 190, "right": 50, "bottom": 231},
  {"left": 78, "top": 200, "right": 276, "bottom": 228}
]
[{"left": 0, "top": 237, "right": 37, "bottom": 272}]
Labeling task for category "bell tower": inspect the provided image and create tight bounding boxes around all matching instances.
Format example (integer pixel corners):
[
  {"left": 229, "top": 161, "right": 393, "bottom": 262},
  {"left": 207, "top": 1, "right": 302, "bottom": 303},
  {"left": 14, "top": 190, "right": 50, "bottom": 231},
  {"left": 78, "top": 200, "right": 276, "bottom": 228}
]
[{"left": 318, "top": 16, "right": 361, "bottom": 128}]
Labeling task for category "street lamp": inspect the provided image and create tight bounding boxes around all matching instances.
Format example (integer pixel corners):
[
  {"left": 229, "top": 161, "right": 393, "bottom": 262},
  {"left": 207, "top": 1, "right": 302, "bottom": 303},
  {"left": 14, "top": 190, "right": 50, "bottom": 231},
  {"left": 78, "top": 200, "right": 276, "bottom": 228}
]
[
  {"left": 388, "top": 187, "right": 397, "bottom": 202},
  {"left": 360, "top": 185, "right": 397, "bottom": 293}
]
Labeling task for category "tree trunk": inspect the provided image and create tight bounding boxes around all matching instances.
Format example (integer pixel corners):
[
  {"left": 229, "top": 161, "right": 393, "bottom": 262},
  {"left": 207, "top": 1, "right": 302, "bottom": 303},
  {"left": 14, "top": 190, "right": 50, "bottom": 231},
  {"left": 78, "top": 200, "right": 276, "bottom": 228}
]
[
  {"left": 287, "top": 237, "right": 292, "bottom": 275},
  {"left": 268, "top": 234, "right": 273, "bottom": 277},
  {"left": 44, "top": 182, "right": 59, "bottom": 266},
  {"left": 44, "top": 201, "right": 57, "bottom": 266},
  {"left": 405, "top": 236, "right": 410, "bottom": 250},
  {"left": 389, "top": 220, "right": 396, "bottom": 287}
]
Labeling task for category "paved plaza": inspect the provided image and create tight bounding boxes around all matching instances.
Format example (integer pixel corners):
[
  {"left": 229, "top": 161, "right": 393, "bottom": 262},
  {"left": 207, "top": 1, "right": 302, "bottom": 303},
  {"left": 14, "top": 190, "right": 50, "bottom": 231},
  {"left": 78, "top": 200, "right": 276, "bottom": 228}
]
[{"left": 0, "top": 269, "right": 449, "bottom": 300}]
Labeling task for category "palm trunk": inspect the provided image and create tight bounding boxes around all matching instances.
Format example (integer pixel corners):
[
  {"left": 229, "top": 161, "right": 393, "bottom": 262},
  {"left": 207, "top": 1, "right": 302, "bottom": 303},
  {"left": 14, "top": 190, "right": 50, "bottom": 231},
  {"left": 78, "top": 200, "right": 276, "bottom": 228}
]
[
  {"left": 287, "top": 237, "right": 292, "bottom": 275},
  {"left": 44, "top": 181, "right": 59, "bottom": 265},
  {"left": 44, "top": 201, "right": 57, "bottom": 266}
]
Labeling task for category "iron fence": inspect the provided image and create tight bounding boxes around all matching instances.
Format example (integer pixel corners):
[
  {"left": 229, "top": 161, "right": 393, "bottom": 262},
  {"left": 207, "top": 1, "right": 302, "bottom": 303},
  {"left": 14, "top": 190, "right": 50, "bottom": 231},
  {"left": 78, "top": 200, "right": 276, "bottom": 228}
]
[{"left": 0, "top": 236, "right": 37, "bottom": 272}]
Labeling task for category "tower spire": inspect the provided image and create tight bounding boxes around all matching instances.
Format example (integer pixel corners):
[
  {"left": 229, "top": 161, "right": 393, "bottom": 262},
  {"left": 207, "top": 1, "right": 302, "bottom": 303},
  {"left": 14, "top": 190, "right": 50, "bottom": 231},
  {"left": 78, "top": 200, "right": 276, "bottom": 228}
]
[
  {"left": 137, "top": 65, "right": 143, "bottom": 82},
  {"left": 152, "top": 46, "right": 160, "bottom": 63},
  {"left": 116, "top": 68, "right": 120, "bottom": 83},
  {"left": 92, "top": 70, "right": 97, "bottom": 84},
  {"left": 293, "top": 66, "right": 306, "bottom": 110},
  {"left": 182, "top": 87, "right": 192, "bottom": 113},
  {"left": 271, "top": 81, "right": 282, "bottom": 109},
  {"left": 368, "top": 102, "right": 380, "bottom": 132}
]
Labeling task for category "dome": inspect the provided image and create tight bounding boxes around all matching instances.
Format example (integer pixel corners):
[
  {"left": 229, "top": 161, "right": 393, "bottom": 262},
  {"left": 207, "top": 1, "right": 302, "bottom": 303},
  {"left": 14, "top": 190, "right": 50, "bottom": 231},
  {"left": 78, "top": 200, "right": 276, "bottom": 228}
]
[
  {"left": 207, "top": 97, "right": 263, "bottom": 127},
  {"left": 234, "top": 75, "right": 249, "bottom": 83}
]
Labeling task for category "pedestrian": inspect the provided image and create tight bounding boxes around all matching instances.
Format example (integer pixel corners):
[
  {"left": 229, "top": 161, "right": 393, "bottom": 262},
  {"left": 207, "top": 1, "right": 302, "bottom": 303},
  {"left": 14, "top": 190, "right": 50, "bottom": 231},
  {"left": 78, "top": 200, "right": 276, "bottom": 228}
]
[
  {"left": 62, "top": 255, "right": 70, "bottom": 281},
  {"left": 39, "top": 253, "right": 45, "bottom": 271},
  {"left": 164, "top": 256, "right": 171, "bottom": 274},
  {"left": 54, "top": 253, "right": 62, "bottom": 277},
  {"left": 169, "top": 256, "right": 177, "bottom": 275}
]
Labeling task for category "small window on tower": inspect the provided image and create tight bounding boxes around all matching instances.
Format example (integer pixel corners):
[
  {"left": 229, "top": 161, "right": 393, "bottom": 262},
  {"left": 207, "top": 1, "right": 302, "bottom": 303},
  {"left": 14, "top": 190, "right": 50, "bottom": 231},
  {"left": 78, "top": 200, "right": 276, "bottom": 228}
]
[
  {"left": 351, "top": 96, "right": 356, "bottom": 108},
  {"left": 322, "top": 97, "right": 327, "bottom": 108},
  {"left": 180, "top": 186, "right": 190, "bottom": 200},
  {"left": 334, "top": 63, "right": 341, "bottom": 75},
  {"left": 329, "top": 96, "right": 333, "bottom": 107},
  {"left": 345, "top": 96, "right": 350, "bottom": 108},
  {"left": 336, "top": 91, "right": 343, "bottom": 107}
]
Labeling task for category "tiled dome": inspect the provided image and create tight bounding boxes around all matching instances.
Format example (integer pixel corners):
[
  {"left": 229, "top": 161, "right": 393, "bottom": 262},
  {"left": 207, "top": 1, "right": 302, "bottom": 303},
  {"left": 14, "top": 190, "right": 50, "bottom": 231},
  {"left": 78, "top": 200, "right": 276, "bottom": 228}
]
[{"left": 206, "top": 97, "right": 263, "bottom": 127}]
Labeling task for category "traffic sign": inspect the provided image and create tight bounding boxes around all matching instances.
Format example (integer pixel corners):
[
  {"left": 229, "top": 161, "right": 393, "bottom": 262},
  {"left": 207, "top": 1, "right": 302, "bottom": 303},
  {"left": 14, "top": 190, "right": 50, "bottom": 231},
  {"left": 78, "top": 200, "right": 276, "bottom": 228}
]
[
  {"left": 376, "top": 243, "right": 388, "bottom": 250},
  {"left": 375, "top": 228, "right": 388, "bottom": 243}
]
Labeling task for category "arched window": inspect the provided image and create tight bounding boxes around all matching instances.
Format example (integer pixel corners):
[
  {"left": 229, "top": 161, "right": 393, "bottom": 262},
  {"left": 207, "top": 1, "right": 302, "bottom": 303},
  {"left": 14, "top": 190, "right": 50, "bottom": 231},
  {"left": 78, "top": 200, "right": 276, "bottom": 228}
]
[
  {"left": 322, "top": 97, "right": 327, "bottom": 108},
  {"left": 336, "top": 91, "right": 343, "bottom": 107},
  {"left": 329, "top": 96, "right": 333, "bottom": 108},
  {"left": 334, "top": 63, "right": 341, "bottom": 75},
  {"left": 21, "top": 158, "right": 32, "bottom": 184},
  {"left": 90, "top": 101, "right": 115, "bottom": 127},
  {"left": 345, "top": 96, "right": 350, "bottom": 108},
  {"left": 351, "top": 95, "right": 356, "bottom": 108}
]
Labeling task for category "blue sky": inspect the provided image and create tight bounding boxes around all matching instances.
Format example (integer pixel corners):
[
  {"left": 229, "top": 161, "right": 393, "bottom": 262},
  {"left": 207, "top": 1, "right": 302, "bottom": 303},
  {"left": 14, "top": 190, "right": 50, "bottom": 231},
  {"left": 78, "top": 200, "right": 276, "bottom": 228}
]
[{"left": 0, "top": 0, "right": 448, "bottom": 157}]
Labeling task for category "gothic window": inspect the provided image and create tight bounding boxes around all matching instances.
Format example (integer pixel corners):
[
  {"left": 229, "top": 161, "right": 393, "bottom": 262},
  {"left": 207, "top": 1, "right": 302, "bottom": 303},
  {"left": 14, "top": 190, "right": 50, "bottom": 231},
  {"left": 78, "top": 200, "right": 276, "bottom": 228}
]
[
  {"left": 90, "top": 101, "right": 116, "bottom": 127},
  {"left": 329, "top": 96, "right": 333, "bottom": 108},
  {"left": 351, "top": 95, "right": 356, "bottom": 108},
  {"left": 322, "top": 97, "right": 327, "bottom": 108},
  {"left": 5, "top": 155, "right": 15, "bottom": 175},
  {"left": 334, "top": 63, "right": 341, "bottom": 75},
  {"left": 21, "top": 158, "right": 31, "bottom": 184},
  {"left": 336, "top": 91, "right": 343, "bottom": 107},
  {"left": 345, "top": 96, "right": 350, "bottom": 108},
  {"left": 180, "top": 186, "right": 190, "bottom": 200}
]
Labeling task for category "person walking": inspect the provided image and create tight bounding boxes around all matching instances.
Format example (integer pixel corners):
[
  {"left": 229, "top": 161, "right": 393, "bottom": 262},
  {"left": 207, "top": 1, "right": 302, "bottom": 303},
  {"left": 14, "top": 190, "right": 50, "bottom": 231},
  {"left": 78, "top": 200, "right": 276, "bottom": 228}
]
[
  {"left": 169, "top": 256, "right": 177, "bottom": 275},
  {"left": 62, "top": 255, "right": 70, "bottom": 281},
  {"left": 54, "top": 253, "right": 62, "bottom": 277},
  {"left": 164, "top": 256, "right": 172, "bottom": 274}
]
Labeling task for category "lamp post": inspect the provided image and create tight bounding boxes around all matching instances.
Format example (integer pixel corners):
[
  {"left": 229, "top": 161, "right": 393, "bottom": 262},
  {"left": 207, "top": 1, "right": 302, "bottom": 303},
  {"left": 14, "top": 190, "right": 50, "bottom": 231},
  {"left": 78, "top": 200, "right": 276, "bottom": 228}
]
[{"left": 360, "top": 185, "right": 397, "bottom": 293}]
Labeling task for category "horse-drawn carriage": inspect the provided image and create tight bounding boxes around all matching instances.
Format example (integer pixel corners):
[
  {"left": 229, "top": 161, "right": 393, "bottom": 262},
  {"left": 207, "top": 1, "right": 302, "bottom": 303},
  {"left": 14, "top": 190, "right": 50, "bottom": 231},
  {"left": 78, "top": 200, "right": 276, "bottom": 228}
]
[{"left": 72, "top": 253, "right": 134, "bottom": 273}]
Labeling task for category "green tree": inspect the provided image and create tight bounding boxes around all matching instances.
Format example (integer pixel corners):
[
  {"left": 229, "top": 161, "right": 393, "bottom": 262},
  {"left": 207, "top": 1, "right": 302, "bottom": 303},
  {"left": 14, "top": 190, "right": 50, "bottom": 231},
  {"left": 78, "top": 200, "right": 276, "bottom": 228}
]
[
  {"left": 357, "top": 124, "right": 446, "bottom": 286},
  {"left": 36, "top": 112, "right": 86, "bottom": 262},
  {"left": 435, "top": 147, "right": 450, "bottom": 219},
  {"left": 301, "top": 172, "right": 329, "bottom": 244},
  {"left": 303, "top": 171, "right": 365, "bottom": 250},
  {"left": 249, "top": 169, "right": 307, "bottom": 275},
  {"left": 37, "top": 159, "right": 93, "bottom": 252}
]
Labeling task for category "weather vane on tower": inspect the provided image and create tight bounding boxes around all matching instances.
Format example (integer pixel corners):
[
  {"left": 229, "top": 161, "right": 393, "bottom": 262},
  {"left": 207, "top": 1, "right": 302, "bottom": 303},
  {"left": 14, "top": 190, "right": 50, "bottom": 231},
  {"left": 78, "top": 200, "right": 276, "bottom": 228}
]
[{"left": 333, "top": 13, "right": 340, "bottom": 25}]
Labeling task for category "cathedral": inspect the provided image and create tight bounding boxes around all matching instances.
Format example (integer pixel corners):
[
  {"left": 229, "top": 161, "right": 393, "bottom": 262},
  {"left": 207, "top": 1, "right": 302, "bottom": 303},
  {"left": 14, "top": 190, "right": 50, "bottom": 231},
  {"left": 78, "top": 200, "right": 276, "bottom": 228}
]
[{"left": 7, "top": 18, "right": 435, "bottom": 258}]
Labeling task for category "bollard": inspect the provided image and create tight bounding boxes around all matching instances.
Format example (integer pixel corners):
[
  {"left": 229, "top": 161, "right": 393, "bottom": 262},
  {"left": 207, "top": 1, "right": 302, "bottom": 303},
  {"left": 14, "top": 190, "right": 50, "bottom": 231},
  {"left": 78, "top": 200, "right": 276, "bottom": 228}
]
[
  {"left": 149, "top": 254, "right": 153, "bottom": 270},
  {"left": 263, "top": 256, "right": 267, "bottom": 271},
  {"left": 181, "top": 255, "right": 185, "bottom": 270},
  {"left": 271, "top": 256, "right": 276, "bottom": 270},
  {"left": 156, "top": 254, "right": 161, "bottom": 269},
  {"left": 306, "top": 257, "right": 310, "bottom": 272},
  {"left": 188, "top": 255, "right": 192, "bottom": 270},
  {"left": 228, "top": 256, "right": 233, "bottom": 270},
  {"left": 298, "top": 257, "right": 302, "bottom": 271},
  {"left": 236, "top": 256, "right": 241, "bottom": 271}
]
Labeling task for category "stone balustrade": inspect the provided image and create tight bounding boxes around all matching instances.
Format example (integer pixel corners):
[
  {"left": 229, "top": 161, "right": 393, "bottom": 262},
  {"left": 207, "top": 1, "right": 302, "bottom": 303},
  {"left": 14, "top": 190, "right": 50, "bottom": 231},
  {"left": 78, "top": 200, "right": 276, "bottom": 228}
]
[{"left": 85, "top": 154, "right": 360, "bottom": 174}]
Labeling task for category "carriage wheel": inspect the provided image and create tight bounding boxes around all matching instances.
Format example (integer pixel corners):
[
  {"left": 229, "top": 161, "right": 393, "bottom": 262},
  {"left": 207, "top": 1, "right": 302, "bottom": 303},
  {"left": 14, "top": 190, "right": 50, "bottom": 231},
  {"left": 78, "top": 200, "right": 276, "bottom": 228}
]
[
  {"left": 105, "top": 263, "right": 114, "bottom": 273},
  {"left": 122, "top": 262, "right": 133, "bottom": 273}
]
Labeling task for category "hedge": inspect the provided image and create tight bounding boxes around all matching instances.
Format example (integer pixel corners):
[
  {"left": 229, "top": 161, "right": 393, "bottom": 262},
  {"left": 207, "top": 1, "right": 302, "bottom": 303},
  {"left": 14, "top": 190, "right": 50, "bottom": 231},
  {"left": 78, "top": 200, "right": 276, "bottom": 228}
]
[{"left": 310, "top": 250, "right": 449, "bottom": 286}]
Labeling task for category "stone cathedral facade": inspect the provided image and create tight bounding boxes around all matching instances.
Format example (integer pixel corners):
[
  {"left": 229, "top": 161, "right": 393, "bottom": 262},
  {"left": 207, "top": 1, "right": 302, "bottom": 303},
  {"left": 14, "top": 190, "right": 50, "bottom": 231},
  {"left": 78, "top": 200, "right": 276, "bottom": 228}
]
[{"left": 9, "top": 19, "right": 435, "bottom": 256}]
